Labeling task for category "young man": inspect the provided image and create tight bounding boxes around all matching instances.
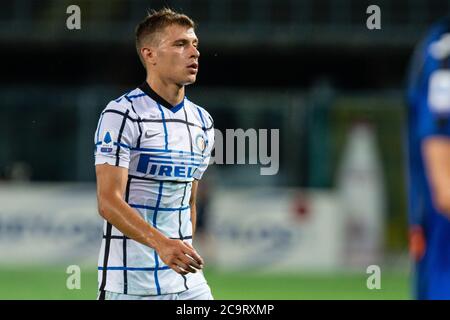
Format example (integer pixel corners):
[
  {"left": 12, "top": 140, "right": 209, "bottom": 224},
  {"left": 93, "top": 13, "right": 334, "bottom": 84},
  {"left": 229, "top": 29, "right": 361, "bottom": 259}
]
[
  {"left": 94, "top": 8, "right": 215, "bottom": 300},
  {"left": 406, "top": 16, "right": 450, "bottom": 299}
]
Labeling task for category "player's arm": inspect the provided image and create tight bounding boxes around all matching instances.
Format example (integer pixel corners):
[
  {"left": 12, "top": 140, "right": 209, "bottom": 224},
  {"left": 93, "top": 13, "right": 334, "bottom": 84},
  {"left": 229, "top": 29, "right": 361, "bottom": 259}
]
[
  {"left": 96, "top": 163, "right": 203, "bottom": 274},
  {"left": 423, "top": 136, "right": 450, "bottom": 217},
  {"left": 190, "top": 179, "right": 199, "bottom": 238}
]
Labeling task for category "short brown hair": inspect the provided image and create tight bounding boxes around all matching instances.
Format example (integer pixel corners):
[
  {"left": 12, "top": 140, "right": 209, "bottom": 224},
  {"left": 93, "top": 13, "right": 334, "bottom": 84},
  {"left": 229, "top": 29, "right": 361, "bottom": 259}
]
[{"left": 135, "top": 8, "right": 196, "bottom": 68}]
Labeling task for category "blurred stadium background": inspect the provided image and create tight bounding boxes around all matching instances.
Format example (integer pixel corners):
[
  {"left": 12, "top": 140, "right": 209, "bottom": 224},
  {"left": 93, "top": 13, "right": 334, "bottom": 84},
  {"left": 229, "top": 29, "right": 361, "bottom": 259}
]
[{"left": 1, "top": 0, "right": 449, "bottom": 300}]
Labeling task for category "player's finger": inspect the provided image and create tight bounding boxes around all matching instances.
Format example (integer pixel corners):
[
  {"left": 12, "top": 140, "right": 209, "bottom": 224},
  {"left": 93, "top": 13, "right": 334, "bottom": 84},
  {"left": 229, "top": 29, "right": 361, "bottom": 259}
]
[
  {"left": 181, "top": 251, "right": 203, "bottom": 269},
  {"left": 175, "top": 258, "right": 197, "bottom": 273},
  {"left": 182, "top": 254, "right": 202, "bottom": 270},
  {"left": 183, "top": 246, "right": 204, "bottom": 267},
  {"left": 174, "top": 259, "right": 190, "bottom": 272},
  {"left": 183, "top": 242, "right": 203, "bottom": 266},
  {"left": 172, "top": 264, "right": 188, "bottom": 275}
]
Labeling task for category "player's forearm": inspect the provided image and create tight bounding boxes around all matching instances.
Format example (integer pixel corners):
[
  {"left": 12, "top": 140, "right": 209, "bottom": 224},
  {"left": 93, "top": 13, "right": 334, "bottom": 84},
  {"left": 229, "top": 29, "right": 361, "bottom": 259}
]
[{"left": 98, "top": 195, "right": 167, "bottom": 251}]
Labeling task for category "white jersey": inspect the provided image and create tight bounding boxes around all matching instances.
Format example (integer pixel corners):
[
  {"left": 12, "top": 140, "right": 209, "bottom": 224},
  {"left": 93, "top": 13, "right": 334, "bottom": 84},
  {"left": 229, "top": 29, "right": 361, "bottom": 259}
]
[{"left": 94, "top": 82, "right": 214, "bottom": 296}]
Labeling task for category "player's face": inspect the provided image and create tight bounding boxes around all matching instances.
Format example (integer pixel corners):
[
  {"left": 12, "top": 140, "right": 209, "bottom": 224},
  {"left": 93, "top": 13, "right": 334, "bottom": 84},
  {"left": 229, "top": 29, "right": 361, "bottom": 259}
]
[{"left": 153, "top": 24, "right": 200, "bottom": 86}]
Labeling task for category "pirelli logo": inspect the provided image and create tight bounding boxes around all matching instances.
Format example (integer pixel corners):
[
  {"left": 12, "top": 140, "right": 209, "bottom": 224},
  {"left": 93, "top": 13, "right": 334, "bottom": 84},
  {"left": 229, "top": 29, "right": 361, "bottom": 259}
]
[{"left": 136, "top": 154, "right": 196, "bottom": 178}]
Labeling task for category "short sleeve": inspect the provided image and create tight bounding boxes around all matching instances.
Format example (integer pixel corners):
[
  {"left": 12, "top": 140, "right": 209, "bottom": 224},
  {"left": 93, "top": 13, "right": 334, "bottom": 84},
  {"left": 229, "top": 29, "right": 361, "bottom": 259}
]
[
  {"left": 94, "top": 101, "right": 137, "bottom": 169},
  {"left": 193, "top": 111, "right": 215, "bottom": 180}
]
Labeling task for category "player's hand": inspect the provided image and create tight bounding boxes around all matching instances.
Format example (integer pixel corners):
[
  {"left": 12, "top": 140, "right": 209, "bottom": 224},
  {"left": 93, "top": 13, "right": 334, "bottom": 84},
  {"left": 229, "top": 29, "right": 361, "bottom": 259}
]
[
  {"left": 409, "top": 225, "right": 426, "bottom": 262},
  {"left": 156, "top": 238, "right": 204, "bottom": 275}
]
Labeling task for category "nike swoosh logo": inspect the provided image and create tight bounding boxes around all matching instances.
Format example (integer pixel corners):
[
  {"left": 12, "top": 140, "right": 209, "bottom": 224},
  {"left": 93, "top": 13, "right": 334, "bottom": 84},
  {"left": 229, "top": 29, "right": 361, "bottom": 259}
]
[{"left": 145, "top": 131, "right": 159, "bottom": 139}]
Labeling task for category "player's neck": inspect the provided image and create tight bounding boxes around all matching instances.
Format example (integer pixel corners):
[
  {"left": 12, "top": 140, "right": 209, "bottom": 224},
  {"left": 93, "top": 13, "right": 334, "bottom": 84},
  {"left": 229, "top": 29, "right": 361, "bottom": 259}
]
[{"left": 146, "top": 77, "right": 184, "bottom": 107}]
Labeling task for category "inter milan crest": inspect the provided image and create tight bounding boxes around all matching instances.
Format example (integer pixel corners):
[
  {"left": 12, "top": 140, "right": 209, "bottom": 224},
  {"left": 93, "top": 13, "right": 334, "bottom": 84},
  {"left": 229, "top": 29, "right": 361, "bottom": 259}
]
[{"left": 195, "top": 134, "right": 206, "bottom": 153}]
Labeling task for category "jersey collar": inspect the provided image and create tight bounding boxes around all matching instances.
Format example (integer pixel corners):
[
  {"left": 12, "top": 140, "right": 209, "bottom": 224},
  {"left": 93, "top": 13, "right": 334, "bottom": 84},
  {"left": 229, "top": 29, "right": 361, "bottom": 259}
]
[{"left": 139, "top": 81, "right": 185, "bottom": 113}]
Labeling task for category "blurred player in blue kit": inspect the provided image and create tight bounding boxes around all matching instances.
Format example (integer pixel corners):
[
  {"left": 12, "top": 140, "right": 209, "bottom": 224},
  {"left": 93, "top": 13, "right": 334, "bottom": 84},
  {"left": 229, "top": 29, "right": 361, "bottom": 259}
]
[
  {"left": 406, "top": 16, "right": 450, "bottom": 299},
  {"left": 93, "top": 8, "right": 215, "bottom": 300}
]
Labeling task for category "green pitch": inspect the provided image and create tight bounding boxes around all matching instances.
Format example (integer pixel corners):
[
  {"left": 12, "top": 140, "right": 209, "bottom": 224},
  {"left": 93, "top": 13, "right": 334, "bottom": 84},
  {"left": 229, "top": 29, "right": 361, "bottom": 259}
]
[{"left": 0, "top": 266, "right": 410, "bottom": 300}]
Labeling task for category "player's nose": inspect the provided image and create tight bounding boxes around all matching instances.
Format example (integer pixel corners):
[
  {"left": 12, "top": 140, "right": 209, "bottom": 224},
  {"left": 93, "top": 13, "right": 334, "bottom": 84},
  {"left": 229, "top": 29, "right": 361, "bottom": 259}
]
[{"left": 190, "top": 44, "right": 200, "bottom": 58}]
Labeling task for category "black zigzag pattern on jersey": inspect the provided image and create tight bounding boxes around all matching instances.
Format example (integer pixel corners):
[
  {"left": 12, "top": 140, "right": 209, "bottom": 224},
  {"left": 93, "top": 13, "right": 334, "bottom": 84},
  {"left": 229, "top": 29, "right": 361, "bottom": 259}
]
[
  {"left": 122, "top": 175, "right": 132, "bottom": 294},
  {"left": 102, "top": 109, "right": 214, "bottom": 131},
  {"left": 125, "top": 96, "right": 143, "bottom": 148},
  {"left": 115, "top": 109, "right": 130, "bottom": 166},
  {"left": 99, "top": 222, "right": 113, "bottom": 296},
  {"left": 178, "top": 183, "right": 189, "bottom": 291},
  {"left": 99, "top": 109, "right": 128, "bottom": 296},
  {"left": 178, "top": 184, "right": 188, "bottom": 240},
  {"left": 102, "top": 234, "right": 193, "bottom": 240},
  {"left": 183, "top": 106, "right": 194, "bottom": 154}
]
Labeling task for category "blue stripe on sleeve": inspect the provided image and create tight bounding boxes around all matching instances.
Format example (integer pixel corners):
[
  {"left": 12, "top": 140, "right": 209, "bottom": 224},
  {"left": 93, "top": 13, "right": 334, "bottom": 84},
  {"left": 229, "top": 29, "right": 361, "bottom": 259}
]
[
  {"left": 132, "top": 147, "right": 203, "bottom": 158},
  {"left": 126, "top": 93, "right": 146, "bottom": 100},
  {"left": 143, "top": 158, "right": 201, "bottom": 166},
  {"left": 197, "top": 107, "right": 206, "bottom": 130},
  {"left": 130, "top": 204, "right": 190, "bottom": 212},
  {"left": 95, "top": 142, "right": 204, "bottom": 159}
]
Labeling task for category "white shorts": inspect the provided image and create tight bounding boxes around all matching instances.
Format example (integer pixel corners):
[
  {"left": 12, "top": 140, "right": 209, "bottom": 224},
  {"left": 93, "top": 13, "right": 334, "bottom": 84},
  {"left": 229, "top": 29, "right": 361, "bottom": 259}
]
[{"left": 98, "top": 282, "right": 213, "bottom": 300}]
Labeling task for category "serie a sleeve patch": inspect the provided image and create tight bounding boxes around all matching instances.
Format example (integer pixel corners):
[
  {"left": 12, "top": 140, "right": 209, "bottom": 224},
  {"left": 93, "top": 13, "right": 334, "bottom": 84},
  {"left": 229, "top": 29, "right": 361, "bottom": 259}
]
[{"left": 100, "top": 130, "right": 115, "bottom": 153}]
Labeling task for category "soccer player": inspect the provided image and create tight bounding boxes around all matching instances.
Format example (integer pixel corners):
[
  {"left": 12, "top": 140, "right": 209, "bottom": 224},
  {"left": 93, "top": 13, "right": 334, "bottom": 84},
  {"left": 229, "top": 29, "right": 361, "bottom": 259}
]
[
  {"left": 93, "top": 8, "right": 215, "bottom": 300},
  {"left": 406, "top": 16, "right": 450, "bottom": 299}
]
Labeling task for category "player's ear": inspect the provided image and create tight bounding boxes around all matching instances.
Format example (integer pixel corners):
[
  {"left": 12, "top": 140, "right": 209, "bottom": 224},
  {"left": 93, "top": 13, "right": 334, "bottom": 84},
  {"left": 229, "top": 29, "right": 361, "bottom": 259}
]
[{"left": 141, "top": 47, "right": 157, "bottom": 66}]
